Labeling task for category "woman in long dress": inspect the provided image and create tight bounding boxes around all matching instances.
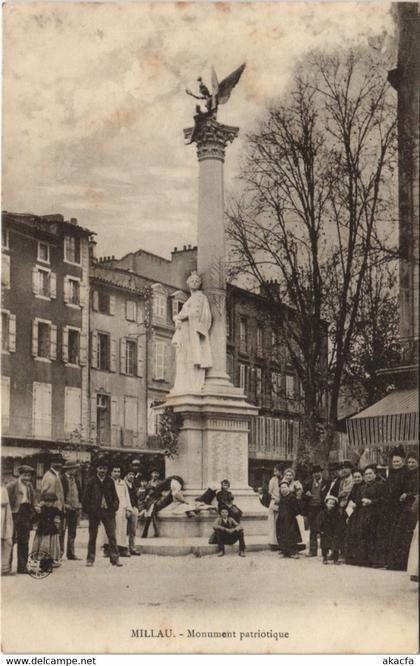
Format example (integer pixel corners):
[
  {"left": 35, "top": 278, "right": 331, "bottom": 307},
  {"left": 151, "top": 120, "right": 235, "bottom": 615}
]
[
  {"left": 268, "top": 466, "right": 282, "bottom": 550},
  {"left": 276, "top": 481, "right": 303, "bottom": 558},
  {"left": 282, "top": 468, "right": 305, "bottom": 541},
  {"left": 388, "top": 454, "right": 418, "bottom": 571},
  {"left": 353, "top": 466, "right": 384, "bottom": 567},
  {"left": 344, "top": 469, "right": 364, "bottom": 565}
]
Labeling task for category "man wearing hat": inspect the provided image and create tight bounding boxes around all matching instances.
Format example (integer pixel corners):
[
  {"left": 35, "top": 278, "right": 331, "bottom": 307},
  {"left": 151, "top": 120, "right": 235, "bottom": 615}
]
[
  {"left": 303, "top": 465, "right": 329, "bottom": 557},
  {"left": 40, "top": 454, "right": 65, "bottom": 556},
  {"left": 82, "top": 458, "right": 122, "bottom": 567},
  {"left": 6, "top": 465, "right": 37, "bottom": 574},
  {"left": 62, "top": 462, "right": 82, "bottom": 560}
]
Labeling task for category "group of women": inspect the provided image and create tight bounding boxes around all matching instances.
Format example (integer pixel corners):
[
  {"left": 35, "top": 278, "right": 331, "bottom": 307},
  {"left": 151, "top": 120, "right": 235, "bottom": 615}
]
[{"left": 266, "top": 450, "right": 418, "bottom": 576}]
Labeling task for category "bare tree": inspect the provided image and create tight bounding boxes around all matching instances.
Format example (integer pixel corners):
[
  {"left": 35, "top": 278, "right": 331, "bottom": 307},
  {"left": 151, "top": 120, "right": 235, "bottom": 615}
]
[{"left": 227, "top": 48, "right": 397, "bottom": 464}]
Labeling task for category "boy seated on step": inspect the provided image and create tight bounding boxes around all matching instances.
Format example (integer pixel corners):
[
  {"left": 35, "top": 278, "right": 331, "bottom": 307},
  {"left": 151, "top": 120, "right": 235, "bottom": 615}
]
[{"left": 213, "top": 507, "right": 246, "bottom": 557}]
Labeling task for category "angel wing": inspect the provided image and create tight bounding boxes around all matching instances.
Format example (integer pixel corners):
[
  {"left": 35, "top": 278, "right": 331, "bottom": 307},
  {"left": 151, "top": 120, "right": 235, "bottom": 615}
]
[{"left": 216, "top": 63, "right": 246, "bottom": 105}]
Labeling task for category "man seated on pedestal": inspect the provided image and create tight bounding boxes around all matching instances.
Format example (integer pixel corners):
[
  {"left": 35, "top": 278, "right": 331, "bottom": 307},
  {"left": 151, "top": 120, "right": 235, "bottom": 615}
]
[{"left": 213, "top": 507, "right": 246, "bottom": 557}]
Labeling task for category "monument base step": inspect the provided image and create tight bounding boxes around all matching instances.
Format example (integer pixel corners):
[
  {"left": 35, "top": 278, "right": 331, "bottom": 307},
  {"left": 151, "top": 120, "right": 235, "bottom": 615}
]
[
  {"left": 137, "top": 535, "right": 270, "bottom": 557},
  {"left": 147, "top": 511, "right": 268, "bottom": 538}
]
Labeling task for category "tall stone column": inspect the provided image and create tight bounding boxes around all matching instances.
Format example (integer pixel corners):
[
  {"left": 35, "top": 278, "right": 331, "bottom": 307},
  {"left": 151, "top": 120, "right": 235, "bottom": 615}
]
[
  {"left": 162, "top": 115, "right": 263, "bottom": 534},
  {"left": 188, "top": 118, "right": 239, "bottom": 389}
]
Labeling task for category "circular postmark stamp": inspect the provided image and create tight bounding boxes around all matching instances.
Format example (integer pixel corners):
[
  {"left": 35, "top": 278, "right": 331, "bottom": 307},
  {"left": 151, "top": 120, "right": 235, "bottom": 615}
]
[{"left": 27, "top": 550, "right": 54, "bottom": 579}]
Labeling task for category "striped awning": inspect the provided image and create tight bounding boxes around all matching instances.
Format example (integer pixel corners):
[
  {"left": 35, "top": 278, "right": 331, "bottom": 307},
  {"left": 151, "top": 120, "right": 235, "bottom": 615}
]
[{"left": 347, "top": 389, "right": 418, "bottom": 449}]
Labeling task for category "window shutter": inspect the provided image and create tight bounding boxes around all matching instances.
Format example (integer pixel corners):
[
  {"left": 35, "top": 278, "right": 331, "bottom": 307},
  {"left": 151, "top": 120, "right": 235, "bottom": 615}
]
[
  {"left": 2, "top": 254, "right": 10, "bottom": 288},
  {"left": 63, "top": 277, "right": 69, "bottom": 304},
  {"left": 32, "top": 320, "right": 38, "bottom": 356},
  {"left": 62, "top": 326, "right": 69, "bottom": 363},
  {"left": 91, "top": 331, "right": 98, "bottom": 368},
  {"left": 109, "top": 294, "right": 116, "bottom": 315},
  {"left": 137, "top": 303, "right": 144, "bottom": 324},
  {"left": 79, "top": 283, "right": 86, "bottom": 307},
  {"left": 50, "top": 325, "right": 57, "bottom": 360},
  {"left": 163, "top": 342, "right": 169, "bottom": 380},
  {"left": 8, "top": 314, "right": 16, "bottom": 352},
  {"left": 92, "top": 290, "right": 99, "bottom": 311},
  {"left": 110, "top": 337, "right": 118, "bottom": 372},
  {"left": 137, "top": 339, "right": 143, "bottom": 377},
  {"left": 50, "top": 272, "right": 56, "bottom": 299},
  {"left": 90, "top": 393, "right": 97, "bottom": 442},
  {"left": 111, "top": 397, "right": 119, "bottom": 446},
  {"left": 120, "top": 338, "right": 127, "bottom": 375},
  {"left": 32, "top": 267, "right": 38, "bottom": 295},
  {"left": 79, "top": 332, "right": 87, "bottom": 366}
]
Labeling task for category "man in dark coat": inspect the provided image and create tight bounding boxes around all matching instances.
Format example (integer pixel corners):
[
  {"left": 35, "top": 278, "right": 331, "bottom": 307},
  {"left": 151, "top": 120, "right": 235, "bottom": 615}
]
[
  {"left": 82, "top": 458, "right": 122, "bottom": 567},
  {"left": 6, "top": 465, "right": 37, "bottom": 574},
  {"left": 62, "top": 462, "right": 82, "bottom": 560},
  {"left": 303, "top": 465, "right": 328, "bottom": 557}
]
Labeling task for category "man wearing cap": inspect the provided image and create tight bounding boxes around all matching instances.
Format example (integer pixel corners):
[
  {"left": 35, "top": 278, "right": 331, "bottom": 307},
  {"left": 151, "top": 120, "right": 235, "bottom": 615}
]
[
  {"left": 82, "top": 458, "right": 122, "bottom": 567},
  {"left": 62, "top": 462, "right": 82, "bottom": 560},
  {"left": 303, "top": 465, "right": 328, "bottom": 557},
  {"left": 6, "top": 465, "right": 37, "bottom": 574},
  {"left": 40, "top": 454, "right": 65, "bottom": 556}
]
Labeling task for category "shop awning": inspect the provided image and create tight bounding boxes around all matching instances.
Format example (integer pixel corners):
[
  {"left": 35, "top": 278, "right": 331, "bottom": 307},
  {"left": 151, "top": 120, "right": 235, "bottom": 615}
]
[{"left": 347, "top": 388, "right": 418, "bottom": 449}]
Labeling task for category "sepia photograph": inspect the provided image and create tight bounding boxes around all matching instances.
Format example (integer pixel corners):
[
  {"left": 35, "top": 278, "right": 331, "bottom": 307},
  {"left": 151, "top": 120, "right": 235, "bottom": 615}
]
[{"left": 1, "top": 0, "right": 419, "bottom": 656}]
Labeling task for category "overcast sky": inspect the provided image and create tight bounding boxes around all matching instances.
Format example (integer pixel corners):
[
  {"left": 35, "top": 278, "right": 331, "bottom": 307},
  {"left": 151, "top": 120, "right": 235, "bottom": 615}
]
[{"left": 3, "top": 1, "right": 394, "bottom": 260}]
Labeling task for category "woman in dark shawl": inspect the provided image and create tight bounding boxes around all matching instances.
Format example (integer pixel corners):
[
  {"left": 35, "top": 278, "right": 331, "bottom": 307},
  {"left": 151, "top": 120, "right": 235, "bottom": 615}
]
[
  {"left": 344, "top": 468, "right": 364, "bottom": 565},
  {"left": 276, "top": 481, "right": 304, "bottom": 558},
  {"left": 353, "top": 465, "right": 384, "bottom": 567},
  {"left": 387, "top": 453, "right": 418, "bottom": 570},
  {"left": 373, "top": 447, "right": 408, "bottom": 567}
]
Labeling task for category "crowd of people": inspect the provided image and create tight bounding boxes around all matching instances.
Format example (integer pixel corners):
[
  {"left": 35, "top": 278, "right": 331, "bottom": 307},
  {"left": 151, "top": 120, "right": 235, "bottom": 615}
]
[
  {"left": 0, "top": 447, "right": 418, "bottom": 578},
  {"left": 264, "top": 447, "right": 418, "bottom": 579}
]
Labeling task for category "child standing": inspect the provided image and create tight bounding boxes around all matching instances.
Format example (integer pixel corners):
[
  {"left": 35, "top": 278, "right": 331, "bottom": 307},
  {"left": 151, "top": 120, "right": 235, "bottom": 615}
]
[
  {"left": 320, "top": 495, "right": 340, "bottom": 564},
  {"left": 31, "top": 492, "right": 62, "bottom": 567}
]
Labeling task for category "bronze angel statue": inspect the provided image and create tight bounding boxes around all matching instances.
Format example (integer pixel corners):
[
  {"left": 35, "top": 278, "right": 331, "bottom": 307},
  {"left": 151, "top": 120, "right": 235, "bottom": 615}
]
[{"left": 186, "top": 63, "right": 246, "bottom": 119}]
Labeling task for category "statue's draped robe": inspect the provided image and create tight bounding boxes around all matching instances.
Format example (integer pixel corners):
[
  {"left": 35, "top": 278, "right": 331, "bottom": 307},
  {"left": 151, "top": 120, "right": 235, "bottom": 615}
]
[{"left": 172, "top": 290, "right": 212, "bottom": 392}]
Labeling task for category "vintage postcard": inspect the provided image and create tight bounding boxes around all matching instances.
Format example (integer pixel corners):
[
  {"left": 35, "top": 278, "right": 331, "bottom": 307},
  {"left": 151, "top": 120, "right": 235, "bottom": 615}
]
[{"left": 1, "top": 0, "right": 418, "bottom": 655}]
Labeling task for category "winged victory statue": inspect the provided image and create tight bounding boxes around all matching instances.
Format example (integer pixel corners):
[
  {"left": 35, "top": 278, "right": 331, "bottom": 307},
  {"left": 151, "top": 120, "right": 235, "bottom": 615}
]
[{"left": 185, "top": 62, "right": 246, "bottom": 123}]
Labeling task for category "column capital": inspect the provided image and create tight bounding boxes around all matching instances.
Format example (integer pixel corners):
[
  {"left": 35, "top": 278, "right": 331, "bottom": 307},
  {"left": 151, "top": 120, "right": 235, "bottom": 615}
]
[{"left": 184, "top": 117, "right": 239, "bottom": 162}]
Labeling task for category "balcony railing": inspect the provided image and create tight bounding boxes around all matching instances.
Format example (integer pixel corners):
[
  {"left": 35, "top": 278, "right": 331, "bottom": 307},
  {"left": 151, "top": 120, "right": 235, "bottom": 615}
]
[{"left": 388, "top": 337, "right": 418, "bottom": 368}]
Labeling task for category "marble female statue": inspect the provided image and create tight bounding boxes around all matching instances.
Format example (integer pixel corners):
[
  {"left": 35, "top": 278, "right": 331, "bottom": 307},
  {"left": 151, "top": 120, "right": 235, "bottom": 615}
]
[{"left": 172, "top": 271, "right": 212, "bottom": 392}]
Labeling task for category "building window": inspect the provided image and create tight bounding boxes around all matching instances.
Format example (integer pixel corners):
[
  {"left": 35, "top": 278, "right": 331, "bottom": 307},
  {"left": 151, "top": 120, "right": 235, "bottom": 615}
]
[
  {"left": 239, "top": 318, "right": 248, "bottom": 353},
  {"left": 68, "top": 329, "right": 80, "bottom": 364},
  {"left": 1, "top": 376, "right": 10, "bottom": 430},
  {"left": 33, "top": 266, "right": 56, "bottom": 299},
  {"left": 96, "top": 393, "right": 110, "bottom": 444},
  {"left": 97, "top": 333, "right": 110, "bottom": 371},
  {"left": 154, "top": 340, "right": 166, "bottom": 380},
  {"left": 2, "top": 228, "right": 9, "bottom": 249},
  {"left": 256, "top": 326, "right": 263, "bottom": 356},
  {"left": 32, "top": 319, "right": 57, "bottom": 360},
  {"left": 126, "top": 339, "right": 137, "bottom": 375},
  {"left": 153, "top": 292, "right": 166, "bottom": 319},
  {"left": 37, "top": 241, "right": 50, "bottom": 264},
  {"left": 238, "top": 363, "right": 250, "bottom": 394},
  {"left": 64, "top": 236, "right": 80, "bottom": 264},
  {"left": 271, "top": 372, "right": 282, "bottom": 401},
  {"left": 2, "top": 311, "right": 9, "bottom": 351},
  {"left": 256, "top": 367, "right": 263, "bottom": 401},
  {"left": 126, "top": 299, "right": 137, "bottom": 321},
  {"left": 286, "top": 374, "right": 295, "bottom": 399},
  {"left": 68, "top": 278, "right": 80, "bottom": 305},
  {"left": 2, "top": 253, "right": 10, "bottom": 288},
  {"left": 95, "top": 290, "right": 115, "bottom": 315},
  {"left": 38, "top": 322, "right": 50, "bottom": 358}
]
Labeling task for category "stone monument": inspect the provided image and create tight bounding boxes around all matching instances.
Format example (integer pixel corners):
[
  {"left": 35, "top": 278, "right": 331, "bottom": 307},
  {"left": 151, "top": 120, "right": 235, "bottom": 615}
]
[{"left": 160, "top": 64, "right": 266, "bottom": 537}]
